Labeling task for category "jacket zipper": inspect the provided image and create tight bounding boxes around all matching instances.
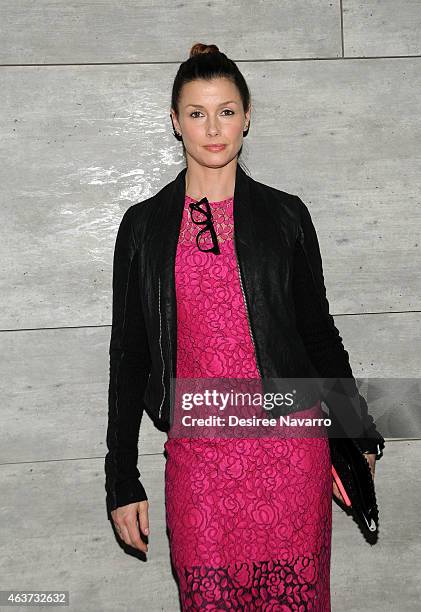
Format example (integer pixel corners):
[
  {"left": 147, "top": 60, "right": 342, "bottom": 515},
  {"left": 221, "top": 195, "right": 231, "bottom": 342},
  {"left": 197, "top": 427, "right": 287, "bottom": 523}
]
[
  {"left": 157, "top": 276, "right": 166, "bottom": 419},
  {"left": 233, "top": 237, "right": 263, "bottom": 378},
  {"left": 166, "top": 307, "right": 174, "bottom": 425}
]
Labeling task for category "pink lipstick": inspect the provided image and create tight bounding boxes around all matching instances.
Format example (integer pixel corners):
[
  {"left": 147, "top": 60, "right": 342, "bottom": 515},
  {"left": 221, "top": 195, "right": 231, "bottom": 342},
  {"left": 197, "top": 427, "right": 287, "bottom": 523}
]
[{"left": 204, "top": 144, "right": 226, "bottom": 152}]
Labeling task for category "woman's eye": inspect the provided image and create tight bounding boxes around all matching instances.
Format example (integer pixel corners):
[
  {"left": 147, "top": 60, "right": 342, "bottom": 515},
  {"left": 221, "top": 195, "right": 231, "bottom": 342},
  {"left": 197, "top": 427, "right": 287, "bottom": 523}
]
[{"left": 190, "top": 109, "right": 235, "bottom": 118}]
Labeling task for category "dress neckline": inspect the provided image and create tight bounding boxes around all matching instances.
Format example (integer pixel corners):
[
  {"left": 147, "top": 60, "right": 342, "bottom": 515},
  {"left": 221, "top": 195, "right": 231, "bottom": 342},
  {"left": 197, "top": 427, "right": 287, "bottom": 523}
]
[{"left": 185, "top": 194, "right": 233, "bottom": 205}]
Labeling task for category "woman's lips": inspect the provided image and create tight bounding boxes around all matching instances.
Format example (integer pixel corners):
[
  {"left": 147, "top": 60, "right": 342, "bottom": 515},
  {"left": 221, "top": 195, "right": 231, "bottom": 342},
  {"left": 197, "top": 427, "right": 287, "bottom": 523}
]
[{"left": 204, "top": 144, "right": 227, "bottom": 152}]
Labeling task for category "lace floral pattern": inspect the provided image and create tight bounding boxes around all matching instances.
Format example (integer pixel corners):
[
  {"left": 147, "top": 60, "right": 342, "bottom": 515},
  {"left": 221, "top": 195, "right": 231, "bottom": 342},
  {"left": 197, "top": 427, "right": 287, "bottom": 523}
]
[
  {"left": 183, "top": 554, "right": 327, "bottom": 610},
  {"left": 174, "top": 194, "right": 259, "bottom": 379},
  {"left": 164, "top": 195, "right": 332, "bottom": 611}
]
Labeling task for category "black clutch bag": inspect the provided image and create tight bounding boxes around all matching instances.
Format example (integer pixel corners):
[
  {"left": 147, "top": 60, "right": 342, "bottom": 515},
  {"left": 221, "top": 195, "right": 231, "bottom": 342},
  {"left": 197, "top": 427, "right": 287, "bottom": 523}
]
[{"left": 329, "top": 435, "right": 379, "bottom": 536}]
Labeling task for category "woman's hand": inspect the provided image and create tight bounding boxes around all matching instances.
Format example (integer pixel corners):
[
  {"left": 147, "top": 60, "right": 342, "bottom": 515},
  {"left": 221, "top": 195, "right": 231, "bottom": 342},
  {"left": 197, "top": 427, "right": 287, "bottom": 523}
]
[
  {"left": 332, "top": 478, "right": 346, "bottom": 505},
  {"left": 332, "top": 453, "right": 376, "bottom": 506},
  {"left": 362, "top": 452, "right": 376, "bottom": 480},
  {"left": 111, "top": 500, "right": 149, "bottom": 553}
]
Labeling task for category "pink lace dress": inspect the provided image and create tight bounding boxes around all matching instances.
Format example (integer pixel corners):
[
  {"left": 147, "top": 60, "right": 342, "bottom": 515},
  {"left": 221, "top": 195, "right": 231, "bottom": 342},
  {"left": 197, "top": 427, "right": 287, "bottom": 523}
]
[{"left": 164, "top": 193, "right": 332, "bottom": 611}]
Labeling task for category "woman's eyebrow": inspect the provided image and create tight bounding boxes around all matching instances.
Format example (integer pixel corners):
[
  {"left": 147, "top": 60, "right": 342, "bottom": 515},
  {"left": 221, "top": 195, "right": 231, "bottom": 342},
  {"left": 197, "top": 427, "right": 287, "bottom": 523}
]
[{"left": 185, "top": 101, "right": 238, "bottom": 108}]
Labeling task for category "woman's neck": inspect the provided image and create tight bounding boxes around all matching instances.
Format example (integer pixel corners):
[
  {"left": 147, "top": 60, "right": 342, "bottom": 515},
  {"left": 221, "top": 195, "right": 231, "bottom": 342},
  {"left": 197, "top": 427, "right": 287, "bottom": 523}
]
[{"left": 185, "top": 159, "right": 237, "bottom": 202}]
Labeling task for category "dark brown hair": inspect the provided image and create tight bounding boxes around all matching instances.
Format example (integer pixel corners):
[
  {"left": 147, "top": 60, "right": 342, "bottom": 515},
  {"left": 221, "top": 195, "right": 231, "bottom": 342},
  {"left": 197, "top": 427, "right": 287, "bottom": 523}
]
[{"left": 170, "top": 43, "right": 251, "bottom": 161}]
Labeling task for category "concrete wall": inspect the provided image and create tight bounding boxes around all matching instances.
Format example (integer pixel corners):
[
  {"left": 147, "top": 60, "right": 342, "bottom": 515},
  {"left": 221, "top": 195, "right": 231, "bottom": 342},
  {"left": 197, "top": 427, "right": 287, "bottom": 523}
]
[{"left": 0, "top": 1, "right": 420, "bottom": 610}]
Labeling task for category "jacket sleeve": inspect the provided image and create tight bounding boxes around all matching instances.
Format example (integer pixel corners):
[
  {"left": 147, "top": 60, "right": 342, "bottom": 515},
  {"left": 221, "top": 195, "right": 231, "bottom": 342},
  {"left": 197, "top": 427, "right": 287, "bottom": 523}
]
[
  {"left": 291, "top": 196, "right": 385, "bottom": 460},
  {"left": 105, "top": 205, "right": 152, "bottom": 520}
]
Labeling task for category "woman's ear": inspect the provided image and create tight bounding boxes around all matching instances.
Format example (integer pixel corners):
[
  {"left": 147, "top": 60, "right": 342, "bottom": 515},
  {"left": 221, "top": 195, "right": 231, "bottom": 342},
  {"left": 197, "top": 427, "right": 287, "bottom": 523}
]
[{"left": 170, "top": 109, "right": 180, "bottom": 134}]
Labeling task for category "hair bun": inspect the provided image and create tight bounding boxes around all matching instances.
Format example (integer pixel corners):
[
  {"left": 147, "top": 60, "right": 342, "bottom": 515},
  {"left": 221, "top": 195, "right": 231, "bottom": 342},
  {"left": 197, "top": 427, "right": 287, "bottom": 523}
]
[{"left": 189, "top": 42, "right": 220, "bottom": 58}]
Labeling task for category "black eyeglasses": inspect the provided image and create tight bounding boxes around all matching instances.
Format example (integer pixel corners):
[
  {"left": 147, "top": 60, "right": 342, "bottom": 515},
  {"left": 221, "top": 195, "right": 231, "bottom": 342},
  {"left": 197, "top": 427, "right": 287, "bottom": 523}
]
[{"left": 188, "top": 197, "right": 221, "bottom": 255}]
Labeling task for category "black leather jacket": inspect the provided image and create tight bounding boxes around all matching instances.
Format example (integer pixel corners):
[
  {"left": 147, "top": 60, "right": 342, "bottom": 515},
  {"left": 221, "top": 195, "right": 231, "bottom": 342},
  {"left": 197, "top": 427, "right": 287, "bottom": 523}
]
[{"left": 105, "top": 163, "right": 385, "bottom": 519}]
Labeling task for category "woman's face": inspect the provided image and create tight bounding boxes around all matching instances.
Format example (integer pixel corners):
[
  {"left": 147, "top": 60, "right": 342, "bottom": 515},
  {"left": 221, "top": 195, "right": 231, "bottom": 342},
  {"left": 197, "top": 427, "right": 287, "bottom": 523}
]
[{"left": 171, "top": 77, "right": 250, "bottom": 168}]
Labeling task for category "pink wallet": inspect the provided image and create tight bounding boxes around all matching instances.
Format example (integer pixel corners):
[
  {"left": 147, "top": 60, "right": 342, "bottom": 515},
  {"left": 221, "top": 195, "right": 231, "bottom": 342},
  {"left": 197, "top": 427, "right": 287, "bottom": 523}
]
[{"left": 331, "top": 464, "right": 352, "bottom": 507}]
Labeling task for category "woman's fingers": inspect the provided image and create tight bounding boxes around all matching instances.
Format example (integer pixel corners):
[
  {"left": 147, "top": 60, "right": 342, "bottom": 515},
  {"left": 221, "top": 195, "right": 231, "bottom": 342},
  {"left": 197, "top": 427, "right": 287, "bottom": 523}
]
[
  {"left": 111, "top": 501, "right": 149, "bottom": 553},
  {"left": 126, "top": 513, "right": 148, "bottom": 552},
  {"left": 137, "top": 501, "right": 150, "bottom": 537},
  {"left": 362, "top": 453, "right": 376, "bottom": 479},
  {"left": 118, "top": 523, "right": 132, "bottom": 547},
  {"left": 332, "top": 479, "right": 344, "bottom": 504},
  {"left": 332, "top": 479, "right": 352, "bottom": 507}
]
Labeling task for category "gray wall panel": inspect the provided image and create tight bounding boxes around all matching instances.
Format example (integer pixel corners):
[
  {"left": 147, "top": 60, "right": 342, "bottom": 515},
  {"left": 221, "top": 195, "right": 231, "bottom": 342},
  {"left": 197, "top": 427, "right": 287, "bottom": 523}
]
[
  {"left": 0, "top": 454, "right": 179, "bottom": 612},
  {"left": 0, "top": 326, "right": 166, "bottom": 465},
  {"left": 344, "top": 0, "right": 421, "bottom": 56},
  {"left": 0, "top": 0, "right": 340, "bottom": 64}
]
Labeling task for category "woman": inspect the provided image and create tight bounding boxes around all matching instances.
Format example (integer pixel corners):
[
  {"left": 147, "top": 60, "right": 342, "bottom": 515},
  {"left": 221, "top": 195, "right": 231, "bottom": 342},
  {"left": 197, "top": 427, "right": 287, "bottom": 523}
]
[{"left": 105, "top": 43, "right": 385, "bottom": 611}]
